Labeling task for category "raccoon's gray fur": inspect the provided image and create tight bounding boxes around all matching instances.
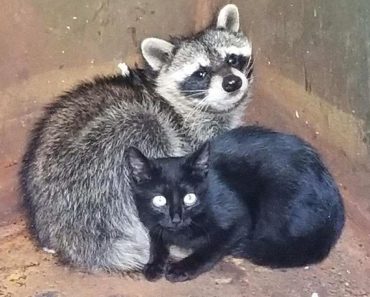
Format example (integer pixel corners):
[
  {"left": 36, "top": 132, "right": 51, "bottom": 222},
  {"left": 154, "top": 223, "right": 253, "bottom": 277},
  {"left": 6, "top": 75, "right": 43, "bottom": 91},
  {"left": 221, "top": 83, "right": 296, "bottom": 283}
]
[{"left": 20, "top": 4, "right": 254, "bottom": 272}]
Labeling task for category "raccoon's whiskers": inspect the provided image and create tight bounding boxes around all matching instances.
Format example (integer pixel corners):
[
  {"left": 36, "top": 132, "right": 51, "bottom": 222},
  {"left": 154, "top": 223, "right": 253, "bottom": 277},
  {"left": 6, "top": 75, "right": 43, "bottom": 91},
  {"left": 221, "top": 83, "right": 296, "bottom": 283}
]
[
  {"left": 246, "top": 55, "right": 254, "bottom": 78},
  {"left": 183, "top": 97, "right": 208, "bottom": 123},
  {"left": 182, "top": 89, "right": 208, "bottom": 98},
  {"left": 181, "top": 89, "right": 208, "bottom": 93},
  {"left": 183, "top": 93, "right": 207, "bottom": 97},
  {"left": 246, "top": 55, "right": 253, "bottom": 70},
  {"left": 183, "top": 92, "right": 207, "bottom": 99}
]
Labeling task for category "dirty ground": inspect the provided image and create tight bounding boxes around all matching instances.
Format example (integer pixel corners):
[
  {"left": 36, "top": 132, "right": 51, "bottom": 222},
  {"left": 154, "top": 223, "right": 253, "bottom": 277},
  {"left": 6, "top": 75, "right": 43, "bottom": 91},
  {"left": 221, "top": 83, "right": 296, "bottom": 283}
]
[{"left": 0, "top": 218, "right": 369, "bottom": 297}]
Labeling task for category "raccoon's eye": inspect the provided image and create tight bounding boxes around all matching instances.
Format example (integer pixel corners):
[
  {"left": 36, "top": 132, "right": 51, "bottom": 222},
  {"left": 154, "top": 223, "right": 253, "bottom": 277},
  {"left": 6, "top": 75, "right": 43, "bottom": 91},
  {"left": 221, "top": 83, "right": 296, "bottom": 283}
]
[
  {"left": 192, "top": 70, "right": 208, "bottom": 80},
  {"left": 152, "top": 195, "right": 167, "bottom": 207},
  {"left": 227, "top": 54, "right": 248, "bottom": 70},
  {"left": 227, "top": 54, "right": 239, "bottom": 67},
  {"left": 183, "top": 193, "right": 197, "bottom": 207}
]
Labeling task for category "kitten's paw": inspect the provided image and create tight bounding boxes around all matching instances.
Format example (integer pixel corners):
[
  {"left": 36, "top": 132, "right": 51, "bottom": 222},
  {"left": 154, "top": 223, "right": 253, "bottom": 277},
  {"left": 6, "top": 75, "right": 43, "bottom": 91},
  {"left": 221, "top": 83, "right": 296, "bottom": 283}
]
[
  {"left": 165, "top": 262, "right": 195, "bottom": 282},
  {"left": 143, "top": 263, "right": 164, "bottom": 282}
]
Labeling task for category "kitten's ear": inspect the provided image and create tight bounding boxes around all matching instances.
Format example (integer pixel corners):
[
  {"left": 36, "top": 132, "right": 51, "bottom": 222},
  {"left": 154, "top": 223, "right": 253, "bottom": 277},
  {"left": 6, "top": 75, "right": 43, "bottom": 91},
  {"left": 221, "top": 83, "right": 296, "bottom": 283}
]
[
  {"left": 141, "top": 38, "right": 175, "bottom": 71},
  {"left": 186, "top": 142, "right": 210, "bottom": 176},
  {"left": 125, "top": 147, "right": 153, "bottom": 184},
  {"left": 216, "top": 4, "right": 240, "bottom": 32}
]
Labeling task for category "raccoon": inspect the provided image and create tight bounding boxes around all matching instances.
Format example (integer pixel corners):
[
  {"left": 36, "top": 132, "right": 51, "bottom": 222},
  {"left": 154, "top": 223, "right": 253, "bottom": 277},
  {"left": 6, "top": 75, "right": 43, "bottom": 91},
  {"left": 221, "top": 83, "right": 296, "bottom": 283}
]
[{"left": 20, "top": 4, "right": 254, "bottom": 272}]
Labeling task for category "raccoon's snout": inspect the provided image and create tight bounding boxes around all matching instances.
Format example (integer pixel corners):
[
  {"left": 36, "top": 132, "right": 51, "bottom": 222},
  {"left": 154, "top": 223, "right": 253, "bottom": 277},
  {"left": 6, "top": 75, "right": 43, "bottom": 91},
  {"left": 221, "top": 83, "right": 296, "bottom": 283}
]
[{"left": 222, "top": 74, "right": 242, "bottom": 92}]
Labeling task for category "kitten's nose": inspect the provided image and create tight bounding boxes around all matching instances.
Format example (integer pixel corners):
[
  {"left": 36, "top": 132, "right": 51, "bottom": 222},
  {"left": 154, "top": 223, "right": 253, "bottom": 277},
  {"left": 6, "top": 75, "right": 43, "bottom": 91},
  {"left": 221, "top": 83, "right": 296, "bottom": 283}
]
[
  {"left": 172, "top": 213, "right": 181, "bottom": 224},
  {"left": 222, "top": 74, "right": 242, "bottom": 92}
]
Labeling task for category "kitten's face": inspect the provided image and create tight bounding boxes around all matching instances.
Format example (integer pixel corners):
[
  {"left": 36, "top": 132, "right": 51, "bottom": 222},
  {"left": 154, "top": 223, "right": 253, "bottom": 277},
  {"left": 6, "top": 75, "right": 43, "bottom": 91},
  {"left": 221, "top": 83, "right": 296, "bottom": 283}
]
[
  {"left": 132, "top": 170, "right": 206, "bottom": 231},
  {"left": 126, "top": 144, "right": 210, "bottom": 233}
]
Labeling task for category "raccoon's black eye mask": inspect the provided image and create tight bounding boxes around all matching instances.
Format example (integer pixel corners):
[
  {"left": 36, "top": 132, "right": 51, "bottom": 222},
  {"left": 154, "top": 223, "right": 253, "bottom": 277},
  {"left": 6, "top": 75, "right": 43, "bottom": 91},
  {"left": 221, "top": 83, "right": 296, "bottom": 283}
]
[
  {"left": 191, "top": 66, "right": 212, "bottom": 80},
  {"left": 179, "top": 66, "right": 212, "bottom": 99},
  {"left": 225, "top": 54, "right": 248, "bottom": 70}
]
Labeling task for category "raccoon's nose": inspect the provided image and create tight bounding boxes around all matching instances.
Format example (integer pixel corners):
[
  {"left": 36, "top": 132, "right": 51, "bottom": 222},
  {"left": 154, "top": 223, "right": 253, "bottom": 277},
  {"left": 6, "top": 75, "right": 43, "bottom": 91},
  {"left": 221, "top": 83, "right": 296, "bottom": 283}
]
[{"left": 222, "top": 75, "right": 242, "bottom": 92}]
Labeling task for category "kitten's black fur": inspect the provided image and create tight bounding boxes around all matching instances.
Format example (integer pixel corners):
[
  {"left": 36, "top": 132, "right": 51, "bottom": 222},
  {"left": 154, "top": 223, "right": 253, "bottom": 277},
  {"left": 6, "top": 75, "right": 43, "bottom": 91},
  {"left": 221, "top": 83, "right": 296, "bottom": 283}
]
[{"left": 126, "top": 126, "right": 345, "bottom": 282}]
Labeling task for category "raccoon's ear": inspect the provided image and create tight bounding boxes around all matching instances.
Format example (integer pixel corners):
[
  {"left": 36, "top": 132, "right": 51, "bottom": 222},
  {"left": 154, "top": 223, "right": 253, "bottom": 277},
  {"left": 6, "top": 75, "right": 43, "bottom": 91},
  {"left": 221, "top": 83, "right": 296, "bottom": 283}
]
[
  {"left": 186, "top": 142, "right": 210, "bottom": 176},
  {"left": 141, "top": 38, "right": 175, "bottom": 71},
  {"left": 216, "top": 4, "right": 240, "bottom": 32},
  {"left": 126, "top": 147, "right": 154, "bottom": 184}
]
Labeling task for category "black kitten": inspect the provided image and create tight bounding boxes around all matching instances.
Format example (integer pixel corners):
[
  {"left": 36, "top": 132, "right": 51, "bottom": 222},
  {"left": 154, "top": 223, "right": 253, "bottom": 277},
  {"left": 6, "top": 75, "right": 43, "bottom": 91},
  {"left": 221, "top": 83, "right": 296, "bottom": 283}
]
[{"left": 126, "top": 126, "right": 345, "bottom": 282}]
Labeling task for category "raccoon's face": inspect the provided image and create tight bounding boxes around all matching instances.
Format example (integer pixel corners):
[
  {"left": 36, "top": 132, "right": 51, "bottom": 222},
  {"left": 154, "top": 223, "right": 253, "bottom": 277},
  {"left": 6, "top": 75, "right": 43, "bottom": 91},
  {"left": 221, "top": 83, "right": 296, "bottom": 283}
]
[{"left": 141, "top": 4, "right": 253, "bottom": 113}]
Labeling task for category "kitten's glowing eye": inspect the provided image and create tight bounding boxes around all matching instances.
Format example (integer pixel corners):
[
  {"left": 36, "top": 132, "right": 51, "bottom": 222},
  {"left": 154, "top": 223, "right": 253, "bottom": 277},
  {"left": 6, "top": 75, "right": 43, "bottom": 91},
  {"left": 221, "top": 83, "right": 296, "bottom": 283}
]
[
  {"left": 152, "top": 195, "right": 167, "bottom": 207},
  {"left": 183, "top": 193, "right": 197, "bottom": 206}
]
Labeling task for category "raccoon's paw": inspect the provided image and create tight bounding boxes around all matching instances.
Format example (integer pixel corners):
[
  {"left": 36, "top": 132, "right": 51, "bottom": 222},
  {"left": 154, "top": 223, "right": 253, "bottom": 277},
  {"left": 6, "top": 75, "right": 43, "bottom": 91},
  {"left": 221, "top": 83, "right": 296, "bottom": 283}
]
[
  {"left": 42, "top": 247, "right": 56, "bottom": 254},
  {"left": 143, "top": 262, "right": 164, "bottom": 282}
]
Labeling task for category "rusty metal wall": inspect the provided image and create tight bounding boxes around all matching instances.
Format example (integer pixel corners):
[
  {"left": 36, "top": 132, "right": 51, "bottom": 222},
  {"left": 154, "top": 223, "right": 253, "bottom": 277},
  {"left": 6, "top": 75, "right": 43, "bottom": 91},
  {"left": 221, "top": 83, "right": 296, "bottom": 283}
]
[{"left": 1, "top": 1, "right": 369, "bottom": 228}]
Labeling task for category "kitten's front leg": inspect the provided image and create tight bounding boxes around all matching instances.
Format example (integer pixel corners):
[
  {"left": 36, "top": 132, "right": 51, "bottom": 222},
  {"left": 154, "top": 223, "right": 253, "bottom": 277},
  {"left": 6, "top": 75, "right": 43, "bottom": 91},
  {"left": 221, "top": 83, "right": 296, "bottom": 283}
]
[
  {"left": 143, "top": 232, "right": 169, "bottom": 281},
  {"left": 165, "top": 244, "right": 225, "bottom": 282}
]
